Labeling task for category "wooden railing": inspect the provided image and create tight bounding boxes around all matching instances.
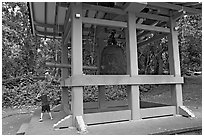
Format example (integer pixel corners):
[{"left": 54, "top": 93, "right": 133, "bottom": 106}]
[{"left": 60, "top": 75, "right": 184, "bottom": 87}]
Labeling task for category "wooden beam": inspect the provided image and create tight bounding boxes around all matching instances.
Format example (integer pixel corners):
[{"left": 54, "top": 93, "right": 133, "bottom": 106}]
[
  {"left": 82, "top": 17, "right": 127, "bottom": 28},
  {"left": 127, "top": 14, "right": 138, "bottom": 76},
  {"left": 82, "top": 3, "right": 125, "bottom": 16},
  {"left": 62, "top": 75, "right": 184, "bottom": 87},
  {"left": 61, "top": 40, "right": 71, "bottom": 114},
  {"left": 33, "top": 21, "right": 64, "bottom": 32},
  {"left": 170, "top": 84, "right": 183, "bottom": 114},
  {"left": 179, "top": 106, "right": 195, "bottom": 117},
  {"left": 158, "top": 42, "right": 163, "bottom": 75},
  {"left": 148, "top": 2, "right": 201, "bottom": 14},
  {"left": 96, "top": 26, "right": 107, "bottom": 111},
  {"left": 181, "top": 2, "right": 200, "bottom": 7},
  {"left": 57, "top": 2, "right": 70, "bottom": 8},
  {"left": 35, "top": 30, "right": 61, "bottom": 37},
  {"left": 36, "top": 34, "right": 60, "bottom": 39},
  {"left": 61, "top": 8, "right": 71, "bottom": 114},
  {"left": 63, "top": 7, "right": 73, "bottom": 44},
  {"left": 127, "top": 12, "right": 140, "bottom": 120},
  {"left": 63, "top": 6, "right": 71, "bottom": 30},
  {"left": 137, "top": 22, "right": 166, "bottom": 38},
  {"left": 141, "top": 106, "right": 176, "bottom": 118},
  {"left": 123, "top": 2, "right": 147, "bottom": 13},
  {"left": 29, "top": 3, "right": 36, "bottom": 35},
  {"left": 125, "top": 29, "right": 130, "bottom": 75},
  {"left": 44, "top": 2, "right": 47, "bottom": 38},
  {"left": 191, "top": 4, "right": 202, "bottom": 9},
  {"left": 138, "top": 33, "right": 168, "bottom": 47},
  {"left": 63, "top": 5, "right": 72, "bottom": 33},
  {"left": 71, "top": 2, "right": 84, "bottom": 126},
  {"left": 172, "top": 11, "right": 184, "bottom": 20},
  {"left": 75, "top": 116, "right": 87, "bottom": 132},
  {"left": 146, "top": 5, "right": 170, "bottom": 16},
  {"left": 64, "top": 18, "right": 71, "bottom": 33},
  {"left": 135, "top": 12, "right": 169, "bottom": 22},
  {"left": 62, "top": 9, "right": 68, "bottom": 43},
  {"left": 63, "top": 22, "right": 71, "bottom": 44},
  {"left": 84, "top": 110, "right": 131, "bottom": 125},
  {"left": 53, "top": 2, "right": 58, "bottom": 39},
  {"left": 45, "top": 62, "right": 98, "bottom": 70},
  {"left": 168, "top": 14, "right": 181, "bottom": 76},
  {"left": 168, "top": 12, "right": 183, "bottom": 114},
  {"left": 136, "top": 24, "right": 170, "bottom": 33}
]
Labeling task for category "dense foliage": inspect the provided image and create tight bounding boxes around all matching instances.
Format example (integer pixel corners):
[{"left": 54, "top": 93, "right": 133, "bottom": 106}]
[
  {"left": 2, "top": 2, "right": 62, "bottom": 108},
  {"left": 178, "top": 14, "right": 202, "bottom": 73},
  {"left": 2, "top": 2, "right": 202, "bottom": 108}
]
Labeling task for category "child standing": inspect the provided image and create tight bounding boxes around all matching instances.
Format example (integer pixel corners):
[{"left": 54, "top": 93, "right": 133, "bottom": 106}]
[{"left": 37, "top": 80, "right": 53, "bottom": 122}]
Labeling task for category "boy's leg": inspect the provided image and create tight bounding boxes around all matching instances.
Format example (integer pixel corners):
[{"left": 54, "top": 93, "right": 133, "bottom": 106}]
[
  {"left": 48, "top": 112, "right": 53, "bottom": 119},
  {"left": 40, "top": 112, "right": 43, "bottom": 119},
  {"left": 47, "top": 105, "right": 53, "bottom": 119},
  {"left": 39, "top": 113, "right": 44, "bottom": 122},
  {"left": 39, "top": 106, "right": 45, "bottom": 122}
]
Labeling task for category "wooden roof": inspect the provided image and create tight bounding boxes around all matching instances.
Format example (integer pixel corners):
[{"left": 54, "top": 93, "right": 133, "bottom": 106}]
[{"left": 28, "top": 2, "right": 202, "bottom": 43}]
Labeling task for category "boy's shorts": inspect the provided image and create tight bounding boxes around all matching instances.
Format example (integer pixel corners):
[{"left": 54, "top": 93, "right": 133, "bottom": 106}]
[{"left": 42, "top": 104, "right": 51, "bottom": 113}]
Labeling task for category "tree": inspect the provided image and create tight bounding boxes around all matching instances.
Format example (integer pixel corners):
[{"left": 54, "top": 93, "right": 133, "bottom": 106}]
[
  {"left": 138, "top": 14, "right": 202, "bottom": 75},
  {"left": 2, "top": 2, "right": 62, "bottom": 79},
  {"left": 178, "top": 14, "right": 202, "bottom": 73},
  {"left": 2, "top": 2, "right": 36, "bottom": 78}
]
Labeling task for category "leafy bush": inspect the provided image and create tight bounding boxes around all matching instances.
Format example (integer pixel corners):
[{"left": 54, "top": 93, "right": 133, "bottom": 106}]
[
  {"left": 2, "top": 72, "right": 155, "bottom": 109},
  {"left": 2, "top": 76, "right": 61, "bottom": 108},
  {"left": 83, "top": 86, "right": 98, "bottom": 102},
  {"left": 2, "top": 79, "right": 130, "bottom": 108},
  {"left": 83, "top": 85, "right": 128, "bottom": 102}
]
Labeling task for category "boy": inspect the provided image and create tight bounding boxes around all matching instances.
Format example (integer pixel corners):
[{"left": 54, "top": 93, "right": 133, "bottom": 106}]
[{"left": 37, "top": 83, "right": 53, "bottom": 122}]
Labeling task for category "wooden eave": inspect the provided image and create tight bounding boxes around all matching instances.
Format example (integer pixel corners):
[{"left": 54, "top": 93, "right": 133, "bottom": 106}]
[{"left": 28, "top": 2, "right": 201, "bottom": 44}]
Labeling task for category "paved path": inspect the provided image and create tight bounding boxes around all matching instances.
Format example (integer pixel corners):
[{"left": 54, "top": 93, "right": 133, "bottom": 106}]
[
  {"left": 25, "top": 108, "right": 201, "bottom": 135},
  {"left": 25, "top": 109, "right": 78, "bottom": 135}
]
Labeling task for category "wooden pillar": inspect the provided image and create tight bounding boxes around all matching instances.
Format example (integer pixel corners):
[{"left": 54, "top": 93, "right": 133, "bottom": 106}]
[
  {"left": 158, "top": 42, "right": 163, "bottom": 75},
  {"left": 61, "top": 41, "right": 71, "bottom": 114},
  {"left": 126, "top": 12, "right": 140, "bottom": 120},
  {"left": 61, "top": 5, "right": 72, "bottom": 114},
  {"left": 168, "top": 14, "right": 183, "bottom": 114},
  {"left": 71, "top": 3, "right": 83, "bottom": 125},
  {"left": 96, "top": 26, "right": 107, "bottom": 110}
]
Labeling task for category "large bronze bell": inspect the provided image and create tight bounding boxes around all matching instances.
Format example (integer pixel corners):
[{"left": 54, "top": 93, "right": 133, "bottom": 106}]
[{"left": 100, "top": 31, "right": 126, "bottom": 75}]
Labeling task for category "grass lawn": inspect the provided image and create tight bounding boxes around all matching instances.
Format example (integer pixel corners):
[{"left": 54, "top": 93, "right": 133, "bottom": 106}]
[
  {"left": 2, "top": 76, "right": 202, "bottom": 135},
  {"left": 141, "top": 75, "right": 202, "bottom": 115}
]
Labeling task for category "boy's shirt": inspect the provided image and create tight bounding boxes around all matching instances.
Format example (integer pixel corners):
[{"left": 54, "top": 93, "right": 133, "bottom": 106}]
[{"left": 38, "top": 94, "right": 50, "bottom": 106}]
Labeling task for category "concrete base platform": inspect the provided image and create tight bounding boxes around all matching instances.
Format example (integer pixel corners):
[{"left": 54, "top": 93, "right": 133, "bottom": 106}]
[
  {"left": 24, "top": 107, "right": 202, "bottom": 135},
  {"left": 86, "top": 116, "right": 201, "bottom": 135}
]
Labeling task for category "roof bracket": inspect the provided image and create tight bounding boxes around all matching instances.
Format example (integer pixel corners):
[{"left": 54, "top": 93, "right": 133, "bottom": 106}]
[{"left": 123, "top": 2, "right": 147, "bottom": 13}]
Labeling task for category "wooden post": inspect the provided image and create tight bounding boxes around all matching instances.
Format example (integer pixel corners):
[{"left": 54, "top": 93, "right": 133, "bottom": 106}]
[
  {"left": 96, "top": 26, "right": 107, "bottom": 110},
  {"left": 158, "top": 41, "right": 163, "bottom": 75},
  {"left": 71, "top": 3, "right": 84, "bottom": 126},
  {"left": 61, "top": 41, "right": 71, "bottom": 115},
  {"left": 168, "top": 14, "right": 183, "bottom": 114},
  {"left": 61, "top": 5, "right": 72, "bottom": 114},
  {"left": 126, "top": 12, "right": 140, "bottom": 120}
]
